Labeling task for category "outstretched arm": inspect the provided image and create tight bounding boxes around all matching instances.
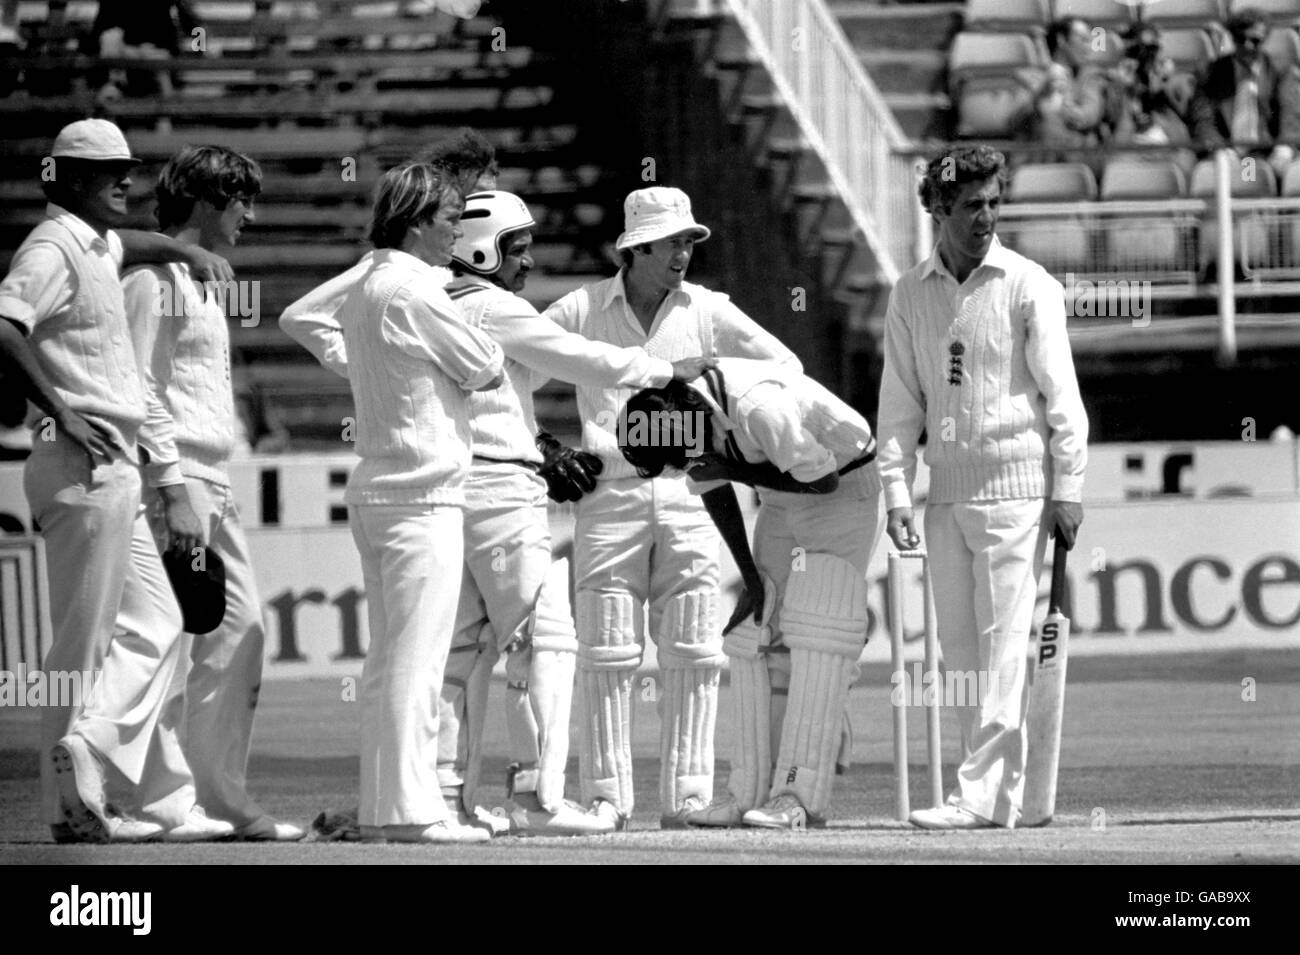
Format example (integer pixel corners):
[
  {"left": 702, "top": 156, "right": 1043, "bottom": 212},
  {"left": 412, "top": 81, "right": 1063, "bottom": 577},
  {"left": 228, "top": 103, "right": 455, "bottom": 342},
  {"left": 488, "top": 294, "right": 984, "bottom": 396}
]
[
  {"left": 701, "top": 484, "right": 765, "bottom": 633},
  {"left": 687, "top": 454, "right": 839, "bottom": 495}
]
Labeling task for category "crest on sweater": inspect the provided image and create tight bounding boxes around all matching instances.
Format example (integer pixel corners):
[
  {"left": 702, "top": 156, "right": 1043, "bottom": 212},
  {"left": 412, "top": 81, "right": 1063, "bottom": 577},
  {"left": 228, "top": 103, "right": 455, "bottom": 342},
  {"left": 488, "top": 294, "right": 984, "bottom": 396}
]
[{"left": 947, "top": 340, "right": 964, "bottom": 386}]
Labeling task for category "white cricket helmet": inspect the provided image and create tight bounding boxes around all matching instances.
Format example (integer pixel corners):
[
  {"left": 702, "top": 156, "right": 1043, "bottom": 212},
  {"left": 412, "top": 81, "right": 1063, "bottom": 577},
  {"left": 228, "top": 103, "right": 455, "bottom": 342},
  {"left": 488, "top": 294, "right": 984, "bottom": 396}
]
[{"left": 451, "top": 190, "right": 536, "bottom": 276}]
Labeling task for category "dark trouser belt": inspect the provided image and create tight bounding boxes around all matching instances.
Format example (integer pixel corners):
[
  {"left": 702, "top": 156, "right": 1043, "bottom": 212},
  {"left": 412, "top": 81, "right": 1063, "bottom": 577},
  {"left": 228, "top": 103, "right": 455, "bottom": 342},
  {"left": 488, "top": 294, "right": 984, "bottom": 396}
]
[
  {"left": 472, "top": 455, "right": 541, "bottom": 473},
  {"left": 838, "top": 449, "right": 877, "bottom": 477}
]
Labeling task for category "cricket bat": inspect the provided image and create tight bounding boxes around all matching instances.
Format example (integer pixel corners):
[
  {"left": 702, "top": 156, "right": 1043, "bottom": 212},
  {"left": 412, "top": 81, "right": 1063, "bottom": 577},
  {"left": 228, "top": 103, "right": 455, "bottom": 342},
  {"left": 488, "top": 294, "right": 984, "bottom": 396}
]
[{"left": 1022, "top": 537, "right": 1070, "bottom": 828}]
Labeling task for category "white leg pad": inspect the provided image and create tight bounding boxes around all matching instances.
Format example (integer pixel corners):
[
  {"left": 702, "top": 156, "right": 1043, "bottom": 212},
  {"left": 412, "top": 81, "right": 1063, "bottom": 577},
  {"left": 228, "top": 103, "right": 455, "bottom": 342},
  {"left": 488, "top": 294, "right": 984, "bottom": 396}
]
[
  {"left": 721, "top": 575, "right": 777, "bottom": 811},
  {"left": 657, "top": 590, "right": 723, "bottom": 811},
  {"left": 575, "top": 589, "right": 642, "bottom": 813},
  {"left": 771, "top": 554, "right": 867, "bottom": 816},
  {"left": 505, "top": 558, "right": 580, "bottom": 812}
]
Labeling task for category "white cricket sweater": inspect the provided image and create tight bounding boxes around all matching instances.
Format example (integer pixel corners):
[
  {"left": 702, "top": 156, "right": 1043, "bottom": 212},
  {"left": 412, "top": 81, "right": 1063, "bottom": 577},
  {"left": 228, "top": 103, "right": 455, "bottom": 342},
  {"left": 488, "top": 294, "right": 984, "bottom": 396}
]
[
  {"left": 543, "top": 273, "right": 801, "bottom": 481},
  {"left": 0, "top": 205, "right": 147, "bottom": 458},
  {"left": 125, "top": 262, "right": 236, "bottom": 487},
  {"left": 877, "top": 238, "right": 1088, "bottom": 508},
  {"left": 445, "top": 275, "right": 673, "bottom": 463},
  {"left": 338, "top": 249, "right": 503, "bottom": 506},
  {"left": 690, "top": 358, "right": 876, "bottom": 483}
]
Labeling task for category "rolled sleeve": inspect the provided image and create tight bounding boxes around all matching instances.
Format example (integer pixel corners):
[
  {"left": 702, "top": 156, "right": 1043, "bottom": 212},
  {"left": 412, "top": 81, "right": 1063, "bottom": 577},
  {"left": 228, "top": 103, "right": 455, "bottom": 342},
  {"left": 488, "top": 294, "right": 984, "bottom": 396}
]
[{"left": 0, "top": 242, "right": 73, "bottom": 333}]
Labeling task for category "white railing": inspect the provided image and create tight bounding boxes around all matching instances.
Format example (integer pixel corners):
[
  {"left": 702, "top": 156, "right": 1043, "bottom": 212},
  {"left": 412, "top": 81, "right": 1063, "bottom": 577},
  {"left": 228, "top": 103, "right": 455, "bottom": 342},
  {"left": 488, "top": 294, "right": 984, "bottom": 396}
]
[{"left": 722, "top": 0, "right": 923, "bottom": 283}]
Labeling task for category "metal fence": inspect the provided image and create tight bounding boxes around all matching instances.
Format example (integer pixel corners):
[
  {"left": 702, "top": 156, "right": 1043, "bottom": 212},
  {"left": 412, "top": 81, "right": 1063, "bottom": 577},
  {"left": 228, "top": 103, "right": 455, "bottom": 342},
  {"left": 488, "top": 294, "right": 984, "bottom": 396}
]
[
  {"left": 0, "top": 535, "right": 52, "bottom": 673},
  {"left": 722, "top": 0, "right": 925, "bottom": 283}
]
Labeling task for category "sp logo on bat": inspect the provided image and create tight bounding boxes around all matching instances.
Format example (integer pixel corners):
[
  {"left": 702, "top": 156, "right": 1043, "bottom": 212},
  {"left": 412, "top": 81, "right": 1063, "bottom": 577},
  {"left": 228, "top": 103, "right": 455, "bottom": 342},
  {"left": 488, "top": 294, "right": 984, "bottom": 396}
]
[{"left": 1038, "top": 622, "right": 1061, "bottom": 666}]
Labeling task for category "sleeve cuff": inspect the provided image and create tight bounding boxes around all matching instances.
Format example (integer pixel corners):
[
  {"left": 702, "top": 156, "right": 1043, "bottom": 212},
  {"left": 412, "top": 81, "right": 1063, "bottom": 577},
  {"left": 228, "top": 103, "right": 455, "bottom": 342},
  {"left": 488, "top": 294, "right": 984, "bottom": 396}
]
[
  {"left": 1051, "top": 471, "right": 1085, "bottom": 503},
  {"left": 0, "top": 294, "right": 35, "bottom": 332},
  {"left": 459, "top": 346, "right": 504, "bottom": 392},
  {"left": 147, "top": 462, "right": 185, "bottom": 489},
  {"left": 883, "top": 479, "right": 914, "bottom": 511},
  {"left": 687, "top": 477, "right": 727, "bottom": 496},
  {"left": 646, "top": 357, "right": 674, "bottom": 388}
]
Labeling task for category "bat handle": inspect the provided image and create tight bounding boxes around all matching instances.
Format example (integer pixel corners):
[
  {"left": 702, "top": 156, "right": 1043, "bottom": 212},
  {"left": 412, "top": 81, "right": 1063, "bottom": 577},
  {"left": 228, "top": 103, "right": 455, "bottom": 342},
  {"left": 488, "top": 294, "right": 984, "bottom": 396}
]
[{"left": 1048, "top": 536, "right": 1069, "bottom": 616}]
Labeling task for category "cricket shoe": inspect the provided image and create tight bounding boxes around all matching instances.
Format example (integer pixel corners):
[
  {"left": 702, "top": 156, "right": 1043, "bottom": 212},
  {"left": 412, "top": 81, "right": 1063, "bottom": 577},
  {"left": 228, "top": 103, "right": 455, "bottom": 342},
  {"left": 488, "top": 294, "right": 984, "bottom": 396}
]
[
  {"left": 234, "top": 814, "right": 306, "bottom": 842},
  {"left": 908, "top": 805, "right": 994, "bottom": 830},
  {"left": 674, "top": 794, "right": 743, "bottom": 829},
  {"left": 163, "top": 807, "right": 236, "bottom": 842},
  {"left": 51, "top": 735, "right": 110, "bottom": 844},
  {"left": 443, "top": 794, "right": 510, "bottom": 837},
  {"left": 588, "top": 798, "right": 630, "bottom": 832},
  {"left": 742, "top": 793, "right": 825, "bottom": 831},
  {"left": 50, "top": 814, "right": 164, "bottom": 844},
  {"left": 509, "top": 792, "right": 618, "bottom": 836},
  {"left": 365, "top": 821, "right": 492, "bottom": 844}
]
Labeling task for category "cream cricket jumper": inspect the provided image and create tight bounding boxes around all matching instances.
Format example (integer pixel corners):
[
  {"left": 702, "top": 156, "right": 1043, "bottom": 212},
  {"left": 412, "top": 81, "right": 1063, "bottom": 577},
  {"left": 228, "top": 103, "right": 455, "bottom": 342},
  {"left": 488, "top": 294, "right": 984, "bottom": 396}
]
[
  {"left": 0, "top": 204, "right": 147, "bottom": 458},
  {"left": 445, "top": 274, "right": 674, "bottom": 464},
  {"left": 690, "top": 358, "right": 876, "bottom": 484},
  {"left": 877, "top": 237, "right": 1088, "bottom": 508},
  {"left": 339, "top": 249, "right": 503, "bottom": 507},
  {"left": 125, "top": 262, "right": 235, "bottom": 488},
  {"left": 543, "top": 272, "right": 801, "bottom": 481}
]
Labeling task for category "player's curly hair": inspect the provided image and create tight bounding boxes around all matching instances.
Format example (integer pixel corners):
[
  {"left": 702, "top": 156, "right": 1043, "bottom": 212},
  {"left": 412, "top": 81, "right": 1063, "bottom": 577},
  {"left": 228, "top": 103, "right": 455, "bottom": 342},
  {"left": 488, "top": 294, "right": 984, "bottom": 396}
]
[
  {"left": 368, "top": 162, "right": 457, "bottom": 250},
  {"left": 154, "top": 145, "right": 262, "bottom": 231},
  {"left": 917, "top": 144, "right": 1008, "bottom": 217},
  {"left": 416, "top": 127, "right": 499, "bottom": 194},
  {"left": 617, "top": 380, "right": 714, "bottom": 479}
]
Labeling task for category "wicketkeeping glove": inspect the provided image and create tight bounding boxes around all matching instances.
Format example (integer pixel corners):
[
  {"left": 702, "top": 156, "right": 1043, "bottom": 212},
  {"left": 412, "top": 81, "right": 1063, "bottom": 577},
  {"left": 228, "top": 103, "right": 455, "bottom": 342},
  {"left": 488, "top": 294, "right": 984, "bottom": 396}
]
[{"left": 536, "top": 430, "right": 602, "bottom": 502}]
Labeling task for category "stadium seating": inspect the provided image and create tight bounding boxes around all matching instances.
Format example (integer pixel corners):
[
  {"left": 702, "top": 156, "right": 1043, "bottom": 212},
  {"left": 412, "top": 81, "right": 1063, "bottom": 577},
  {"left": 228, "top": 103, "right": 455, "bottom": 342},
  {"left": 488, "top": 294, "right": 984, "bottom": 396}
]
[
  {"left": 949, "top": 30, "right": 1045, "bottom": 75},
  {"left": 1230, "top": 0, "right": 1300, "bottom": 24},
  {"left": 949, "top": 32, "right": 1043, "bottom": 138},
  {"left": 964, "top": 0, "right": 1050, "bottom": 33},
  {"left": 1100, "top": 157, "right": 1189, "bottom": 199},
  {"left": 1140, "top": 0, "right": 1228, "bottom": 31},
  {"left": 1190, "top": 155, "right": 1280, "bottom": 275},
  {"left": 1010, "top": 161, "right": 1100, "bottom": 200},
  {"left": 1264, "top": 25, "right": 1300, "bottom": 72},
  {"left": 1003, "top": 163, "right": 1098, "bottom": 271},
  {"left": 1100, "top": 157, "right": 1192, "bottom": 276},
  {"left": 1159, "top": 27, "right": 1221, "bottom": 76},
  {"left": 1049, "top": 0, "right": 1134, "bottom": 31}
]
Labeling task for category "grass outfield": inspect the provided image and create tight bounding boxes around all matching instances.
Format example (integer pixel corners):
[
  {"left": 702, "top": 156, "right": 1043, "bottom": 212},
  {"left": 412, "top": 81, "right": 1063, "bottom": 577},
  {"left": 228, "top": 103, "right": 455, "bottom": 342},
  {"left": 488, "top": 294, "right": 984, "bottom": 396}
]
[{"left": 1, "top": 649, "right": 1297, "bottom": 864}]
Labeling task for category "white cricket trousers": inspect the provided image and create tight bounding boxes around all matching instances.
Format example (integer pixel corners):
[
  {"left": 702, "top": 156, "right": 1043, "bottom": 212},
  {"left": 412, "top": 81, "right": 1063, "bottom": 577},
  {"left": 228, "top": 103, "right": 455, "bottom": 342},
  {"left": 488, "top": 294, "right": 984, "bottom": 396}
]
[
  {"left": 24, "top": 437, "right": 189, "bottom": 826},
  {"left": 923, "top": 498, "right": 1049, "bottom": 827},
  {"left": 142, "top": 476, "right": 267, "bottom": 827},
  {"left": 349, "top": 503, "right": 463, "bottom": 827}
]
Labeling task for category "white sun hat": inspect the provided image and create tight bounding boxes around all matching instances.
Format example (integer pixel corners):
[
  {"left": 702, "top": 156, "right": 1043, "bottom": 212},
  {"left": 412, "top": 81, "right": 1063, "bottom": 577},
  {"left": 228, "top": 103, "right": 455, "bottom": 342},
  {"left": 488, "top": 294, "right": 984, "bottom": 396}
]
[
  {"left": 50, "top": 118, "right": 138, "bottom": 163},
  {"left": 614, "top": 187, "right": 711, "bottom": 250}
]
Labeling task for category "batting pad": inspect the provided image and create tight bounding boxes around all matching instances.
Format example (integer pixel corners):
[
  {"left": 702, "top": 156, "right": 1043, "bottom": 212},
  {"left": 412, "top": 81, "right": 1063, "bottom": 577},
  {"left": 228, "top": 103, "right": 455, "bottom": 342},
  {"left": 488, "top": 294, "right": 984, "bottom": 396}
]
[
  {"left": 575, "top": 590, "right": 640, "bottom": 812},
  {"left": 657, "top": 589, "right": 726, "bottom": 670},
  {"left": 659, "top": 668, "right": 719, "bottom": 810},
  {"left": 505, "top": 559, "right": 580, "bottom": 811},
  {"left": 773, "top": 554, "right": 867, "bottom": 815},
  {"left": 721, "top": 575, "right": 777, "bottom": 811}
]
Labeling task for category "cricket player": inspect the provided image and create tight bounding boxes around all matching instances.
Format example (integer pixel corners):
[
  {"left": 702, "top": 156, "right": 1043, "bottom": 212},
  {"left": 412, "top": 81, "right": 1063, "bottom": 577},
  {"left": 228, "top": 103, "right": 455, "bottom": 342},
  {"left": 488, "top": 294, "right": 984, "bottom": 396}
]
[
  {"left": 282, "top": 190, "right": 715, "bottom": 835},
  {"left": 340, "top": 162, "right": 504, "bottom": 844},
  {"left": 543, "top": 186, "right": 801, "bottom": 828},
  {"left": 617, "top": 358, "right": 883, "bottom": 828},
  {"left": 0, "top": 119, "right": 239, "bottom": 843},
  {"left": 124, "top": 145, "right": 304, "bottom": 841},
  {"left": 878, "top": 145, "right": 1088, "bottom": 829}
]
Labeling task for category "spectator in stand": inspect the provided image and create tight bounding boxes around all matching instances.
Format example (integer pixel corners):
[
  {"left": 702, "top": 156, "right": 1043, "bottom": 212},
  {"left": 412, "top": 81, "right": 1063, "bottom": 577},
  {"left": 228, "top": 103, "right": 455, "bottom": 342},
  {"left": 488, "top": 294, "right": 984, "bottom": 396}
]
[
  {"left": 1107, "top": 23, "right": 1196, "bottom": 169},
  {"left": 1022, "top": 17, "right": 1109, "bottom": 159},
  {"left": 1189, "top": 9, "right": 1300, "bottom": 182},
  {"left": 85, "top": 1, "right": 202, "bottom": 103}
]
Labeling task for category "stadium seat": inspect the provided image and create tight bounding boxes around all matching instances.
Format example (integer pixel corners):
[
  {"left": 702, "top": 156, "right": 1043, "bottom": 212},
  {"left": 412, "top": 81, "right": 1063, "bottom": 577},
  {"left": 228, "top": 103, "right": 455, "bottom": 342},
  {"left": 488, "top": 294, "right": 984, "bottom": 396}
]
[
  {"left": 949, "top": 31, "right": 1045, "bottom": 75},
  {"left": 1189, "top": 157, "right": 1279, "bottom": 197},
  {"left": 1230, "top": 0, "right": 1300, "bottom": 24},
  {"left": 1049, "top": 0, "right": 1134, "bottom": 31},
  {"left": 964, "top": 0, "right": 1050, "bottom": 32},
  {"left": 1100, "top": 157, "right": 1188, "bottom": 199},
  {"left": 1140, "top": 0, "right": 1228, "bottom": 30},
  {"left": 1189, "top": 155, "right": 1279, "bottom": 276},
  {"left": 1283, "top": 158, "right": 1300, "bottom": 196},
  {"left": 954, "top": 74, "right": 1042, "bottom": 137},
  {"left": 1263, "top": 26, "right": 1300, "bottom": 73},
  {"left": 1159, "top": 28, "right": 1220, "bottom": 77},
  {"left": 1009, "top": 162, "right": 1099, "bottom": 201}
]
